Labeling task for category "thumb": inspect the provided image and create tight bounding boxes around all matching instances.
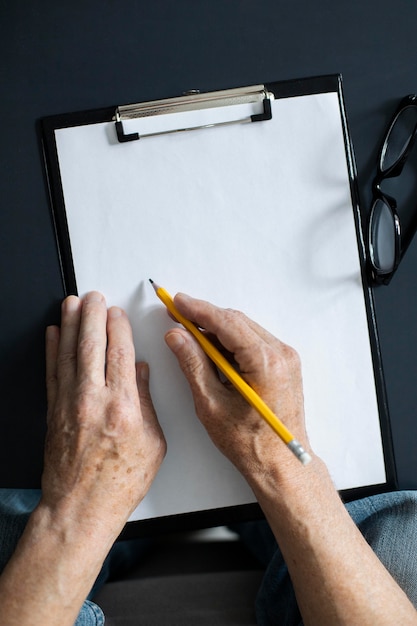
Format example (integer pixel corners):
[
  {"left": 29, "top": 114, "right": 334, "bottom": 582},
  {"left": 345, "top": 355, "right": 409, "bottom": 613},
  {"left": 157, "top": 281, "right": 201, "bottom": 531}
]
[
  {"left": 135, "top": 362, "right": 161, "bottom": 427},
  {"left": 45, "top": 325, "right": 60, "bottom": 420},
  {"left": 165, "top": 329, "right": 220, "bottom": 400}
]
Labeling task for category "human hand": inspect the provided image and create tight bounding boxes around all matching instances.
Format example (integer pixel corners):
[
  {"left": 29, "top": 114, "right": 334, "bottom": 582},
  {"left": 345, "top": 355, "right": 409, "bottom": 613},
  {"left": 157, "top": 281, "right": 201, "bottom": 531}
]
[
  {"left": 163, "top": 296, "right": 417, "bottom": 626},
  {"left": 165, "top": 293, "right": 312, "bottom": 485},
  {"left": 41, "top": 291, "right": 166, "bottom": 542}
]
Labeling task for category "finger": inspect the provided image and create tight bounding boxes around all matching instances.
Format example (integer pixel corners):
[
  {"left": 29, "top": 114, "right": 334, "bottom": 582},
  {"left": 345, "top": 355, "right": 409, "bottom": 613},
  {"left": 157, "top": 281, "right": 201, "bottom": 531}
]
[
  {"left": 172, "top": 293, "right": 282, "bottom": 375},
  {"left": 57, "top": 295, "right": 82, "bottom": 382},
  {"left": 173, "top": 293, "right": 280, "bottom": 346},
  {"left": 45, "top": 325, "right": 60, "bottom": 416},
  {"left": 105, "top": 306, "right": 136, "bottom": 391},
  {"left": 165, "top": 328, "right": 226, "bottom": 402},
  {"left": 77, "top": 291, "right": 108, "bottom": 386},
  {"left": 234, "top": 314, "right": 284, "bottom": 349},
  {"left": 135, "top": 362, "right": 166, "bottom": 442}
]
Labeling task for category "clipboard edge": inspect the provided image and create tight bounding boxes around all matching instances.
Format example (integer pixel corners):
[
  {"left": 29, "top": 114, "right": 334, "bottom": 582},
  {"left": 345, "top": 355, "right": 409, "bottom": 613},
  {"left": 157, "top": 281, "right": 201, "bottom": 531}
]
[{"left": 40, "top": 74, "right": 398, "bottom": 536}]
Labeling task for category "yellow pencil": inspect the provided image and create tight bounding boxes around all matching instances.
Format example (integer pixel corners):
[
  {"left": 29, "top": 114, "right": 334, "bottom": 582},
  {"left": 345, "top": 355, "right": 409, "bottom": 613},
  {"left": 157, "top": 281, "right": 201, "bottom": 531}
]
[{"left": 150, "top": 280, "right": 311, "bottom": 466}]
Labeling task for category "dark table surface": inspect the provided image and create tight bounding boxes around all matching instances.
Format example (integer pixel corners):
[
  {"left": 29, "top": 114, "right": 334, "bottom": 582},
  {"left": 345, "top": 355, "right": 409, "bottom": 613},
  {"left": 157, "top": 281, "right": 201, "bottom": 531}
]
[{"left": 1, "top": 1, "right": 417, "bottom": 489}]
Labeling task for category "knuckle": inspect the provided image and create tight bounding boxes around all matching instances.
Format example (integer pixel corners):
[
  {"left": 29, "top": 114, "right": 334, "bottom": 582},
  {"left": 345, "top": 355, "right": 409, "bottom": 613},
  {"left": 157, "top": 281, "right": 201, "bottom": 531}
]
[
  {"left": 106, "top": 343, "right": 133, "bottom": 368},
  {"left": 263, "top": 344, "right": 279, "bottom": 368},
  {"left": 181, "top": 351, "right": 205, "bottom": 379},
  {"left": 72, "top": 391, "right": 98, "bottom": 426},
  {"left": 283, "top": 344, "right": 301, "bottom": 368},
  {"left": 78, "top": 336, "right": 99, "bottom": 358},
  {"left": 223, "top": 308, "right": 246, "bottom": 323},
  {"left": 104, "top": 397, "right": 136, "bottom": 433},
  {"left": 221, "top": 308, "right": 249, "bottom": 337},
  {"left": 57, "top": 350, "right": 77, "bottom": 371},
  {"left": 46, "top": 371, "right": 58, "bottom": 388},
  {"left": 269, "top": 343, "right": 301, "bottom": 378}
]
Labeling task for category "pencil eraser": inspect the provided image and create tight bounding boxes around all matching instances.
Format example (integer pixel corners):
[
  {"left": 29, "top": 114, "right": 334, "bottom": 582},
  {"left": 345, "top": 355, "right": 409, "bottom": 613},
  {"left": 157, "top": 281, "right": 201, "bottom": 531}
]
[
  {"left": 287, "top": 439, "right": 312, "bottom": 466},
  {"left": 299, "top": 451, "right": 312, "bottom": 466}
]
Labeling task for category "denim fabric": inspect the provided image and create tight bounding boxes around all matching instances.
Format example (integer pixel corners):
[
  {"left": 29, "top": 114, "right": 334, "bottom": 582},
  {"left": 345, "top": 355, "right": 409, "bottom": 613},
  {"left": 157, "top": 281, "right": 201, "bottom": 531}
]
[
  {"left": 1, "top": 489, "right": 417, "bottom": 625},
  {"left": 0, "top": 489, "right": 41, "bottom": 574},
  {"left": 249, "top": 490, "right": 417, "bottom": 626},
  {"left": 0, "top": 489, "right": 104, "bottom": 626},
  {"left": 346, "top": 491, "right": 417, "bottom": 606},
  {"left": 231, "top": 519, "right": 302, "bottom": 625},
  {"left": 74, "top": 600, "right": 104, "bottom": 625}
]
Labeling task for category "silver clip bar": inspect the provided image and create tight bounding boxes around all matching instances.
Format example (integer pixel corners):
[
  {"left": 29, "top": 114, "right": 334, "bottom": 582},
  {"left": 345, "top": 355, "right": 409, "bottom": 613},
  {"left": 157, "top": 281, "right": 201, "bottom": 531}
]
[{"left": 114, "top": 85, "right": 273, "bottom": 143}]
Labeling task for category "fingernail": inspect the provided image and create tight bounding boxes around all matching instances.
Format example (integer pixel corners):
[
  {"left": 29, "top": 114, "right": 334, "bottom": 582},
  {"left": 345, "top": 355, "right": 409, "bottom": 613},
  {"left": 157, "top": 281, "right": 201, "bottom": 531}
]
[
  {"left": 46, "top": 325, "right": 59, "bottom": 341},
  {"left": 63, "top": 295, "right": 81, "bottom": 312},
  {"left": 165, "top": 331, "right": 185, "bottom": 352},
  {"left": 108, "top": 306, "right": 123, "bottom": 319},
  {"left": 175, "top": 292, "right": 191, "bottom": 304},
  {"left": 140, "top": 362, "right": 149, "bottom": 381},
  {"left": 84, "top": 291, "right": 105, "bottom": 304}
]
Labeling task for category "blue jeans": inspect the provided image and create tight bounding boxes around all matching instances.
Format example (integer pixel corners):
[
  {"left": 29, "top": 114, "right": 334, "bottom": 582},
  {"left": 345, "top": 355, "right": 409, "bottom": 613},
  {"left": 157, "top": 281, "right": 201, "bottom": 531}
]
[
  {"left": 1, "top": 489, "right": 417, "bottom": 625},
  {"left": 237, "top": 491, "right": 417, "bottom": 625}
]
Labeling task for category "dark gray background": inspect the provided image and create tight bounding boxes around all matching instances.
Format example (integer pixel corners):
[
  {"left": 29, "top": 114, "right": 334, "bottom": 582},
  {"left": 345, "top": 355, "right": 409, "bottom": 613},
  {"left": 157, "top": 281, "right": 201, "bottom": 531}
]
[{"left": 1, "top": 1, "right": 416, "bottom": 488}]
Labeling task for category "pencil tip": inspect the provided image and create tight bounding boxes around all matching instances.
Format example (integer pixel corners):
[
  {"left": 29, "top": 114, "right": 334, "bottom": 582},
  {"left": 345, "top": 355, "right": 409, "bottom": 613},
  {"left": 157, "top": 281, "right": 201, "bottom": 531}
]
[{"left": 149, "top": 278, "right": 159, "bottom": 292}]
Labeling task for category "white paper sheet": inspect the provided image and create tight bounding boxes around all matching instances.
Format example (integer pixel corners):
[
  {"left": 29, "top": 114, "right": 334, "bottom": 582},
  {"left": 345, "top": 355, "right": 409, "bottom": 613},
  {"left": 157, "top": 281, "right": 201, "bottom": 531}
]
[{"left": 54, "top": 92, "right": 386, "bottom": 522}]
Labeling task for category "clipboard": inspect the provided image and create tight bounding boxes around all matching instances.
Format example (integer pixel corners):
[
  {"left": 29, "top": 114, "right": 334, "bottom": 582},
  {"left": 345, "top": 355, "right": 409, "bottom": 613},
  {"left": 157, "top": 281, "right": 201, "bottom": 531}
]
[{"left": 41, "top": 75, "right": 396, "bottom": 537}]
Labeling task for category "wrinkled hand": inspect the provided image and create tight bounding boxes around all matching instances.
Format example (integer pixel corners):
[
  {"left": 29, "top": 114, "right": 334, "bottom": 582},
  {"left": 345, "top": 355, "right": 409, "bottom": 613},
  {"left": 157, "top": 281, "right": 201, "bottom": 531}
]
[
  {"left": 41, "top": 291, "right": 166, "bottom": 539},
  {"left": 165, "top": 293, "right": 311, "bottom": 483}
]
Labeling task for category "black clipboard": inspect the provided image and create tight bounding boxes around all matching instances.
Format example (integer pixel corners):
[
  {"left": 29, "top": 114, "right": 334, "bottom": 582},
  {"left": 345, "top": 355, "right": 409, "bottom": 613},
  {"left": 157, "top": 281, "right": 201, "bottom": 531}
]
[{"left": 41, "top": 75, "right": 396, "bottom": 537}]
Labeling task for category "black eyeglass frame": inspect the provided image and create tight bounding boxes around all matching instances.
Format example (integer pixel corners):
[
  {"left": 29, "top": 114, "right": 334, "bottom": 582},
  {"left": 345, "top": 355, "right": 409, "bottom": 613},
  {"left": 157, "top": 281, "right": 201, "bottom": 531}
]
[{"left": 368, "top": 94, "right": 417, "bottom": 285}]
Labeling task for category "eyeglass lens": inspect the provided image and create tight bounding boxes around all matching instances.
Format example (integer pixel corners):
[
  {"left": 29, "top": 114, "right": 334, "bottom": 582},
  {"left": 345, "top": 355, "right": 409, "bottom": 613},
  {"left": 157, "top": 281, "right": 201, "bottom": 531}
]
[
  {"left": 380, "top": 106, "right": 417, "bottom": 172},
  {"left": 369, "top": 198, "right": 396, "bottom": 272}
]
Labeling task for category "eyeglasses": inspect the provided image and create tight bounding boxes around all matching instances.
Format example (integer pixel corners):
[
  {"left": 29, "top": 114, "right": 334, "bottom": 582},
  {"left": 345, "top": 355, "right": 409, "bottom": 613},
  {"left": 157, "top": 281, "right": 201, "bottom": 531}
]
[{"left": 368, "top": 94, "right": 417, "bottom": 285}]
